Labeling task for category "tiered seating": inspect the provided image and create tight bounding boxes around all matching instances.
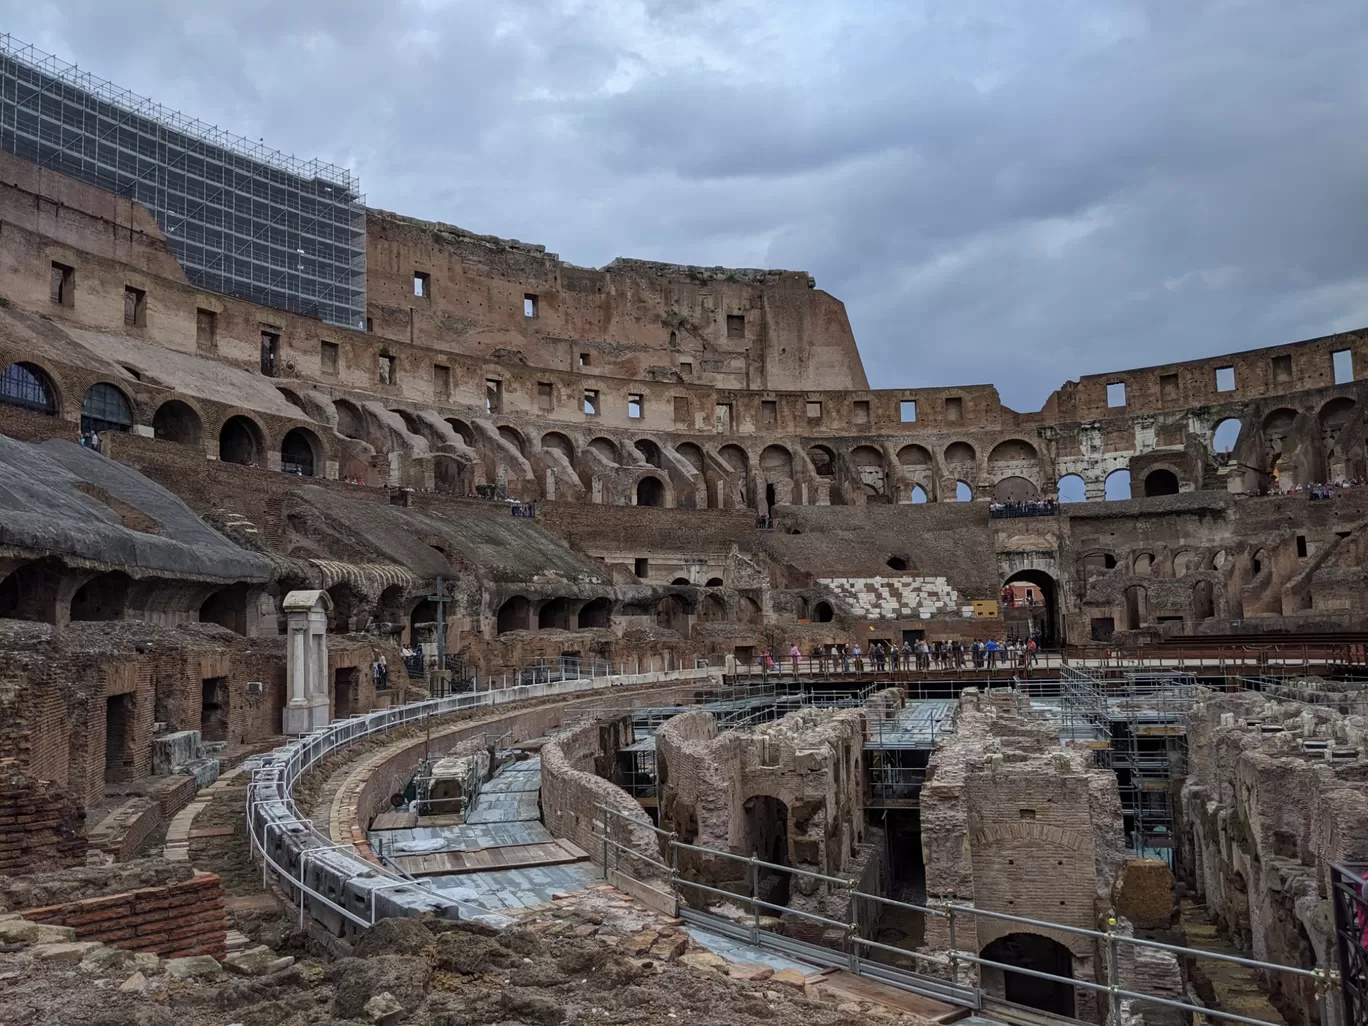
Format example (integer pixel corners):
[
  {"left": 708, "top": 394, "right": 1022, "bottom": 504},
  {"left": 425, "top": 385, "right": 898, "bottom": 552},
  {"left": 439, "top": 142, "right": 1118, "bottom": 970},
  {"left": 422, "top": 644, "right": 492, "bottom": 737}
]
[{"left": 818, "top": 576, "right": 972, "bottom": 620}]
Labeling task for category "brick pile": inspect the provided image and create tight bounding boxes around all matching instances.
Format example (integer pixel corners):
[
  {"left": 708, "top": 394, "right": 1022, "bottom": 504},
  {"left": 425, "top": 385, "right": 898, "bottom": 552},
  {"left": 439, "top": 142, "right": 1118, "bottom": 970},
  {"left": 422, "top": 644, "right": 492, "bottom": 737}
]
[
  {"left": 0, "top": 761, "right": 86, "bottom": 874},
  {"left": 87, "top": 798, "right": 162, "bottom": 862},
  {"left": 21, "top": 871, "right": 228, "bottom": 960}
]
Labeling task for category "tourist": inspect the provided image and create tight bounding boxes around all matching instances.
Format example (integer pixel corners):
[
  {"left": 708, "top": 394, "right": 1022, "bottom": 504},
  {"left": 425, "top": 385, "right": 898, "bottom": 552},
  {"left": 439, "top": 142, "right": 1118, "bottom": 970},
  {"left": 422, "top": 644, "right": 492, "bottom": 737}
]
[
  {"left": 839, "top": 645, "right": 850, "bottom": 673},
  {"left": 1027, "top": 637, "right": 1038, "bottom": 666},
  {"left": 789, "top": 643, "right": 801, "bottom": 675},
  {"left": 812, "top": 645, "right": 827, "bottom": 673},
  {"left": 852, "top": 643, "right": 863, "bottom": 674},
  {"left": 890, "top": 643, "right": 900, "bottom": 672},
  {"left": 872, "top": 641, "right": 885, "bottom": 672},
  {"left": 985, "top": 639, "right": 998, "bottom": 669},
  {"left": 901, "top": 640, "right": 914, "bottom": 671}
]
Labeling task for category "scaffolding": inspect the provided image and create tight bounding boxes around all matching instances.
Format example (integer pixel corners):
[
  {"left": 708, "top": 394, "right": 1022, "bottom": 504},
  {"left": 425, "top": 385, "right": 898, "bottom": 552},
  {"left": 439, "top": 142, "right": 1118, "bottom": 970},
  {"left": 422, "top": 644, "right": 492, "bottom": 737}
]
[{"left": 0, "top": 34, "right": 366, "bottom": 329}]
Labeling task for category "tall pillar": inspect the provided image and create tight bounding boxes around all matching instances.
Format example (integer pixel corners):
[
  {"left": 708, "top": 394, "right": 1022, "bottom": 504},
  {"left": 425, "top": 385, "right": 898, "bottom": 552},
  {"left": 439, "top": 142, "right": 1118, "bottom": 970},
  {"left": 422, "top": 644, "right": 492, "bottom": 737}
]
[{"left": 282, "top": 589, "right": 333, "bottom": 734}]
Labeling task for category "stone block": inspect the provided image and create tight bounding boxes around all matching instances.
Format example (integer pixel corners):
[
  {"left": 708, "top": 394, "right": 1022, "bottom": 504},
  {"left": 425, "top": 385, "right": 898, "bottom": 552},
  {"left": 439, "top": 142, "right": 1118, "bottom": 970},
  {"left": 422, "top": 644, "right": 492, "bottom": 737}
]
[
  {"left": 164, "top": 954, "right": 223, "bottom": 979},
  {"left": 32, "top": 940, "right": 103, "bottom": 963}
]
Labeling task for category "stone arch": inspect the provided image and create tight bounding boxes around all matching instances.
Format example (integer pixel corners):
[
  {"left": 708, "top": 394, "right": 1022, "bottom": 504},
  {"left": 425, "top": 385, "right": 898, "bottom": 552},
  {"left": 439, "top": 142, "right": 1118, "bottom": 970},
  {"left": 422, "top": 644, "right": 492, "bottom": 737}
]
[
  {"left": 637, "top": 475, "right": 666, "bottom": 507},
  {"left": 538, "top": 597, "right": 576, "bottom": 630},
  {"left": 498, "top": 425, "right": 527, "bottom": 457},
  {"left": 759, "top": 444, "right": 793, "bottom": 476},
  {"left": 698, "top": 594, "right": 726, "bottom": 622},
  {"left": 277, "top": 387, "right": 308, "bottom": 412},
  {"left": 955, "top": 481, "right": 973, "bottom": 501},
  {"left": 325, "top": 582, "right": 365, "bottom": 632},
  {"left": 1172, "top": 549, "right": 1198, "bottom": 577},
  {"left": 718, "top": 444, "right": 748, "bottom": 473},
  {"left": 1262, "top": 408, "right": 1299, "bottom": 463},
  {"left": 1193, "top": 579, "right": 1215, "bottom": 619},
  {"left": 656, "top": 594, "right": 690, "bottom": 633},
  {"left": 705, "top": 577, "right": 724, "bottom": 587},
  {"left": 219, "top": 415, "right": 265, "bottom": 466},
  {"left": 334, "top": 400, "right": 365, "bottom": 440},
  {"left": 589, "top": 436, "right": 620, "bottom": 464},
  {"left": 1123, "top": 584, "right": 1147, "bottom": 630},
  {"left": 281, "top": 427, "right": 323, "bottom": 477},
  {"left": 200, "top": 583, "right": 250, "bottom": 635},
  {"left": 850, "top": 445, "right": 888, "bottom": 501},
  {"left": 634, "top": 438, "right": 663, "bottom": 468},
  {"left": 987, "top": 438, "right": 1038, "bottom": 464},
  {"left": 944, "top": 441, "right": 976, "bottom": 465},
  {"left": 541, "top": 431, "right": 574, "bottom": 460},
  {"left": 1319, "top": 397, "right": 1358, "bottom": 480},
  {"left": 909, "top": 484, "right": 928, "bottom": 503},
  {"left": 578, "top": 597, "right": 612, "bottom": 629},
  {"left": 676, "top": 442, "right": 705, "bottom": 472},
  {"left": 813, "top": 600, "right": 834, "bottom": 622},
  {"left": 69, "top": 571, "right": 130, "bottom": 622},
  {"left": 0, "top": 558, "right": 67, "bottom": 623},
  {"left": 496, "top": 595, "right": 531, "bottom": 634},
  {"left": 896, "top": 443, "right": 933, "bottom": 467},
  {"left": 445, "top": 418, "right": 474, "bottom": 447},
  {"left": 1143, "top": 468, "right": 1180, "bottom": 496},
  {"left": 807, "top": 445, "right": 836, "bottom": 477},
  {"left": 1133, "top": 552, "right": 1154, "bottom": 575},
  {"left": 1056, "top": 474, "right": 1086, "bottom": 503},
  {"left": 1212, "top": 417, "right": 1241, "bottom": 454},
  {"left": 993, "top": 476, "right": 1039, "bottom": 501},
  {"left": 1003, "top": 567, "right": 1059, "bottom": 643},
  {"left": 0, "top": 361, "right": 59, "bottom": 415},
  {"left": 390, "top": 408, "right": 423, "bottom": 435},
  {"left": 152, "top": 399, "right": 202, "bottom": 446},
  {"left": 81, "top": 382, "right": 134, "bottom": 434},
  {"left": 980, "top": 933, "right": 1075, "bottom": 1017},
  {"left": 1104, "top": 468, "right": 1131, "bottom": 500}
]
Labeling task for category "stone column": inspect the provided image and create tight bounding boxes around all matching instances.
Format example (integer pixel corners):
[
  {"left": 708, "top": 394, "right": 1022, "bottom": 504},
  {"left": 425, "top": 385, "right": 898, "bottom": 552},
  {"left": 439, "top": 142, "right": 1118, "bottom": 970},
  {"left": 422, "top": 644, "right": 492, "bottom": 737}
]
[{"left": 282, "top": 590, "right": 333, "bottom": 734}]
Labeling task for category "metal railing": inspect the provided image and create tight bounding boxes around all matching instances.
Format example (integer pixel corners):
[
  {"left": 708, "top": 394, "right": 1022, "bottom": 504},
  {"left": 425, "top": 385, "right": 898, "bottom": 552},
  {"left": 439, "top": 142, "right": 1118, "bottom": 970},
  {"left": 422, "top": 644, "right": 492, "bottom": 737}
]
[
  {"left": 243, "top": 666, "right": 715, "bottom": 933},
  {"left": 595, "top": 804, "right": 1339, "bottom": 1026},
  {"left": 1332, "top": 863, "right": 1368, "bottom": 1026}
]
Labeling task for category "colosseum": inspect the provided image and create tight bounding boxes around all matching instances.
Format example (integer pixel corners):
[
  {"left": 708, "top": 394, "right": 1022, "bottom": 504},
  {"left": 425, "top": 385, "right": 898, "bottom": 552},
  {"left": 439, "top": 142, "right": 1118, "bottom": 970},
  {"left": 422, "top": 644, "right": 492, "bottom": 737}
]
[{"left": 0, "top": 34, "right": 1366, "bottom": 1026}]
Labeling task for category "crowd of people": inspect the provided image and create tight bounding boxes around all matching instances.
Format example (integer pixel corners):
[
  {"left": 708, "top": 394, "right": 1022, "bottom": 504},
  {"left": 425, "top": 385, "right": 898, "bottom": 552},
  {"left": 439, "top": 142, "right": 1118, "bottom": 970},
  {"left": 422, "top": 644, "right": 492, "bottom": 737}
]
[
  {"left": 1250, "top": 479, "right": 1365, "bottom": 498},
  {"left": 77, "top": 428, "right": 103, "bottom": 453},
  {"left": 751, "top": 636, "right": 1044, "bottom": 675},
  {"left": 987, "top": 498, "right": 1059, "bottom": 518}
]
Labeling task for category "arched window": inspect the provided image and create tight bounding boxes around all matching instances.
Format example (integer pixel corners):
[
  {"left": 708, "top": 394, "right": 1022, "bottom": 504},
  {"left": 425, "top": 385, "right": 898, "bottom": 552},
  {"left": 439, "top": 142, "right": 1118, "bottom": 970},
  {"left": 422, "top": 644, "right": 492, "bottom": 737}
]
[
  {"left": 0, "top": 362, "right": 57, "bottom": 414},
  {"left": 152, "top": 400, "right": 202, "bottom": 446},
  {"left": 1056, "top": 474, "right": 1087, "bottom": 503},
  {"left": 1144, "top": 469, "right": 1179, "bottom": 496},
  {"left": 219, "top": 416, "right": 263, "bottom": 466},
  {"left": 1104, "top": 469, "right": 1131, "bottom": 500},
  {"left": 910, "top": 484, "right": 928, "bottom": 504},
  {"left": 281, "top": 428, "right": 319, "bottom": 477},
  {"left": 637, "top": 476, "right": 665, "bottom": 507},
  {"left": 1212, "top": 418, "right": 1241, "bottom": 454},
  {"left": 955, "top": 481, "right": 973, "bottom": 502},
  {"left": 81, "top": 383, "right": 133, "bottom": 434}
]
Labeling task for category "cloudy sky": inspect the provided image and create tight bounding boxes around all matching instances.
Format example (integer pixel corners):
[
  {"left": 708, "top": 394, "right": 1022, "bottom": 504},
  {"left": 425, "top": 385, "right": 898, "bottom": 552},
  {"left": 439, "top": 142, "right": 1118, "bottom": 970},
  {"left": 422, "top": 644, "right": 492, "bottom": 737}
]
[{"left": 4, "top": 0, "right": 1367, "bottom": 410}]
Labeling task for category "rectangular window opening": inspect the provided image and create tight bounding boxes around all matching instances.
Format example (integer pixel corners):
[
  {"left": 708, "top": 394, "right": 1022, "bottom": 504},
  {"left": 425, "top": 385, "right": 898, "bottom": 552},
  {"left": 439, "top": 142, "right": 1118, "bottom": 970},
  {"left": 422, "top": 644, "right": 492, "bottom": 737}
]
[
  {"left": 1332, "top": 349, "right": 1354, "bottom": 384},
  {"left": 537, "top": 381, "right": 554, "bottom": 412},
  {"left": 1272, "top": 354, "right": 1293, "bottom": 384},
  {"left": 900, "top": 399, "right": 917, "bottom": 423},
  {"left": 579, "top": 351, "right": 590, "bottom": 367},
  {"left": 433, "top": 364, "right": 451, "bottom": 399},
  {"left": 853, "top": 399, "right": 870, "bottom": 424},
  {"left": 1159, "top": 373, "right": 1180, "bottom": 401},
  {"left": 945, "top": 396, "right": 963, "bottom": 421},
  {"left": 806, "top": 400, "right": 823, "bottom": 421},
  {"left": 524, "top": 294, "right": 539, "bottom": 318},
  {"left": 486, "top": 378, "right": 503, "bottom": 414},
  {"left": 260, "top": 330, "right": 280, "bottom": 377},
  {"left": 1296, "top": 534, "right": 1308, "bottom": 558},
  {"left": 714, "top": 402, "right": 733, "bottom": 433},
  {"left": 761, "top": 400, "right": 777, "bottom": 426},
  {"left": 378, "top": 353, "right": 397, "bottom": 385},
  {"left": 413, "top": 271, "right": 430, "bottom": 298},
  {"left": 634, "top": 558, "right": 649, "bottom": 579},
  {"left": 365, "top": 316, "right": 373, "bottom": 333},
  {"left": 1106, "top": 381, "right": 1127, "bottom": 408},
  {"left": 196, "top": 308, "right": 217, "bottom": 351},
  {"left": 1215, "top": 366, "right": 1236, "bottom": 392},
  {"left": 674, "top": 396, "right": 691, "bottom": 426},
  {"left": 726, "top": 314, "right": 745, "bottom": 340},
  {"left": 320, "top": 340, "right": 339, "bottom": 375},
  {"left": 679, "top": 360, "right": 692, "bottom": 377},
  {"left": 50, "top": 262, "right": 74, "bottom": 307},
  {"left": 123, "top": 285, "right": 146, "bottom": 327},
  {"left": 627, "top": 393, "right": 643, "bottom": 419},
  {"left": 584, "top": 389, "right": 599, "bottom": 416}
]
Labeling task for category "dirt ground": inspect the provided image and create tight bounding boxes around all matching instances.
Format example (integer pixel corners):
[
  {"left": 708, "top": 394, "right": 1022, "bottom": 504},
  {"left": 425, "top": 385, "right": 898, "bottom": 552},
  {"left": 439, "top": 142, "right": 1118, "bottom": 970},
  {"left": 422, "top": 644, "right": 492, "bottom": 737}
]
[{"left": 0, "top": 896, "right": 936, "bottom": 1026}]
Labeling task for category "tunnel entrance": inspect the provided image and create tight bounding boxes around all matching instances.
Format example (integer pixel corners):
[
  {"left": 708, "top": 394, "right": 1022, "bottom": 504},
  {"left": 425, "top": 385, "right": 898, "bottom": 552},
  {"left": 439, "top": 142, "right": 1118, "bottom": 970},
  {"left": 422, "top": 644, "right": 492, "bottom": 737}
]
[
  {"left": 867, "top": 809, "right": 927, "bottom": 963},
  {"left": 741, "top": 795, "right": 790, "bottom": 908},
  {"left": 981, "top": 933, "right": 1076, "bottom": 1017},
  {"left": 104, "top": 693, "right": 135, "bottom": 783},
  {"left": 1002, "top": 568, "right": 1059, "bottom": 646},
  {"left": 200, "top": 677, "right": 229, "bottom": 743}
]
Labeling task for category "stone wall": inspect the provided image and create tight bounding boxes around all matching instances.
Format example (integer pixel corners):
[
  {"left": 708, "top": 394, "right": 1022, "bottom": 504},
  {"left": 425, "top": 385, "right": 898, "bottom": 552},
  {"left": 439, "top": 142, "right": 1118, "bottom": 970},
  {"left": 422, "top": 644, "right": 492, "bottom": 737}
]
[{"left": 0, "top": 762, "right": 86, "bottom": 875}]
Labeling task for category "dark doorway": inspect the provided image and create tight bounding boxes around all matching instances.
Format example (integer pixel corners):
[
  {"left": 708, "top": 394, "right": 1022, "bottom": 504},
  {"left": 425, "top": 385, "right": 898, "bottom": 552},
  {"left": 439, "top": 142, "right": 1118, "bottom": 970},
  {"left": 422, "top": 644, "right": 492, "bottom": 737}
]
[
  {"left": 219, "top": 416, "right": 262, "bottom": 466},
  {"left": 578, "top": 597, "right": 612, "bottom": 629},
  {"left": 980, "top": 933, "right": 1075, "bottom": 1017},
  {"left": 538, "top": 597, "right": 575, "bottom": 630},
  {"left": 1002, "top": 569, "right": 1059, "bottom": 646},
  {"left": 1144, "top": 469, "right": 1180, "bottom": 496},
  {"left": 334, "top": 667, "right": 359, "bottom": 719},
  {"left": 813, "top": 601, "right": 834, "bottom": 623},
  {"left": 741, "top": 795, "right": 790, "bottom": 907},
  {"left": 868, "top": 810, "right": 927, "bottom": 962},
  {"left": 496, "top": 596, "right": 529, "bottom": 634},
  {"left": 200, "top": 583, "right": 249, "bottom": 635},
  {"left": 656, "top": 595, "right": 690, "bottom": 634},
  {"left": 637, "top": 476, "right": 665, "bottom": 507},
  {"left": 104, "top": 693, "right": 135, "bottom": 783},
  {"left": 200, "top": 677, "right": 229, "bottom": 743},
  {"left": 765, "top": 483, "right": 777, "bottom": 510},
  {"left": 70, "top": 572, "right": 129, "bottom": 622}
]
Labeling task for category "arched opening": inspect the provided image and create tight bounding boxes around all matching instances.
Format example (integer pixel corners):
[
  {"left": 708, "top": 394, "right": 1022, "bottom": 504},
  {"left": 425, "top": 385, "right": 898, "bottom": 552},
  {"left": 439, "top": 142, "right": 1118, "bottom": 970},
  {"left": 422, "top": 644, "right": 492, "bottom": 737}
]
[
  {"left": 498, "top": 425, "right": 527, "bottom": 457},
  {"left": 910, "top": 484, "right": 928, "bottom": 504},
  {"left": 326, "top": 582, "right": 363, "bottom": 632},
  {"left": 375, "top": 584, "right": 408, "bottom": 629},
  {"left": 1173, "top": 550, "right": 1198, "bottom": 577},
  {"left": 1144, "top": 469, "right": 1180, "bottom": 496},
  {"left": 333, "top": 400, "right": 365, "bottom": 441},
  {"left": 81, "top": 383, "right": 133, "bottom": 435},
  {"left": 719, "top": 444, "right": 749, "bottom": 473},
  {"left": 807, "top": 445, "right": 835, "bottom": 477},
  {"left": 635, "top": 439, "right": 663, "bottom": 468},
  {"left": 578, "top": 597, "right": 612, "bottom": 629},
  {"left": 445, "top": 418, "right": 474, "bottom": 447},
  {"left": 813, "top": 601, "right": 834, "bottom": 623},
  {"left": 765, "top": 483, "right": 777, "bottom": 509},
  {"left": 152, "top": 400, "right": 202, "bottom": 446},
  {"left": 739, "top": 595, "right": 762, "bottom": 625},
  {"left": 955, "top": 481, "right": 973, "bottom": 502},
  {"left": 1104, "top": 468, "right": 1131, "bottom": 500},
  {"left": 219, "top": 416, "right": 264, "bottom": 466},
  {"left": 851, "top": 445, "right": 888, "bottom": 502},
  {"left": 200, "top": 583, "right": 250, "bottom": 635},
  {"left": 705, "top": 577, "right": 724, "bottom": 587},
  {"left": 1056, "top": 474, "right": 1087, "bottom": 503},
  {"left": 945, "top": 441, "right": 976, "bottom": 465},
  {"left": 637, "top": 476, "right": 666, "bottom": 507},
  {"left": 1252, "top": 548, "right": 1267, "bottom": 577},
  {"left": 0, "top": 558, "right": 65, "bottom": 623},
  {"left": 1123, "top": 584, "right": 1147, "bottom": 631},
  {"left": 897, "top": 444, "right": 932, "bottom": 468},
  {"left": 1003, "top": 569, "right": 1059, "bottom": 646},
  {"left": 589, "top": 437, "right": 620, "bottom": 464},
  {"left": 70, "top": 571, "right": 129, "bottom": 622},
  {"left": 656, "top": 595, "right": 690, "bottom": 633},
  {"left": 671, "top": 577, "right": 691, "bottom": 586},
  {"left": 281, "top": 427, "right": 321, "bottom": 477},
  {"left": 390, "top": 408, "right": 423, "bottom": 436},
  {"left": 541, "top": 431, "right": 574, "bottom": 460},
  {"left": 741, "top": 795, "right": 790, "bottom": 907},
  {"left": 1212, "top": 417, "right": 1241, "bottom": 454},
  {"left": 496, "top": 596, "right": 531, "bottom": 634},
  {"left": 698, "top": 594, "right": 726, "bottom": 622},
  {"left": 987, "top": 439, "right": 1038, "bottom": 467},
  {"left": 1133, "top": 553, "right": 1154, "bottom": 575},
  {"left": 1320, "top": 397, "right": 1358, "bottom": 481},
  {"left": 993, "top": 476, "right": 1039, "bottom": 501},
  {"left": 760, "top": 444, "right": 793, "bottom": 477},
  {"left": 980, "top": 934, "right": 1075, "bottom": 1017},
  {"left": 1193, "top": 579, "right": 1215, "bottom": 619},
  {"left": 277, "top": 387, "right": 308, "bottom": 413},
  {"left": 538, "top": 597, "right": 575, "bottom": 631},
  {"left": 409, "top": 598, "right": 439, "bottom": 649},
  {"left": 887, "top": 556, "right": 908, "bottom": 571},
  {"left": 0, "top": 361, "right": 58, "bottom": 415},
  {"left": 676, "top": 443, "right": 705, "bottom": 472}
]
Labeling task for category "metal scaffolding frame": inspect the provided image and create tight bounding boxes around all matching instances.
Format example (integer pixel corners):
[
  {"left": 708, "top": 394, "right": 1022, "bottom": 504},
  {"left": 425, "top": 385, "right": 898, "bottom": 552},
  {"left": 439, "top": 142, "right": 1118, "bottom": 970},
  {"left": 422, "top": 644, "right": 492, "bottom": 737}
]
[{"left": 0, "top": 34, "right": 366, "bottom": 329}]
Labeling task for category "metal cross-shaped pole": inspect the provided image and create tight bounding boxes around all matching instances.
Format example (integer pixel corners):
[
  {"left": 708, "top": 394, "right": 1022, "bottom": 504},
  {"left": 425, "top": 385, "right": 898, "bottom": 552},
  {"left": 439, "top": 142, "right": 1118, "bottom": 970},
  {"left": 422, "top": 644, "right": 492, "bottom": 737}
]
[{"left": 426, "top": 576, "right": 454, "bottom": 696}]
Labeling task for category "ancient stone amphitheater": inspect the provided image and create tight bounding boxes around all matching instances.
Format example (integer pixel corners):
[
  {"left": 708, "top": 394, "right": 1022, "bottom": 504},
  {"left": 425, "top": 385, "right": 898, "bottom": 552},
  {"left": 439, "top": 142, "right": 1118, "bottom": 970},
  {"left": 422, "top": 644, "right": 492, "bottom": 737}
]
[{"left": 0, "top": 35, "right": 1366, "bottom": 1026}]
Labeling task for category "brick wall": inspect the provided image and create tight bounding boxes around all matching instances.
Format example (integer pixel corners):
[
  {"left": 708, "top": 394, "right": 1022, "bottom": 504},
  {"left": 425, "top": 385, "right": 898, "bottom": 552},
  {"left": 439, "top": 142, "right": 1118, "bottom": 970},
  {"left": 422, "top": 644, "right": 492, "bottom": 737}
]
[
  {"left": 0, "top": 762, "right": 86, "bottom": 874},
  {"left": 21, "top": 871, "right": 227, "bottom": 960}
]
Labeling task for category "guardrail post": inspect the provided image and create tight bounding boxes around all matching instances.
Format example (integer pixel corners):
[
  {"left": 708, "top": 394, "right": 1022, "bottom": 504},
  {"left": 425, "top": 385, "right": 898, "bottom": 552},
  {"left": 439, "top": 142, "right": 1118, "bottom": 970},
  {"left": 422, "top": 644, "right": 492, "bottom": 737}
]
[
  {"left": 750, "top": 855, "right": 761, "bottom": 945},
  {"left": 946, "top": 894, "right": 959, "bottom": 987},
  {"left": 602, "top": 809, "right": 610, "bottom": 880},
  {"left": 1106, "top": 912, "right": 1121, "bottom": 1025},
  {"left": 846, "top": 879, "right": 859, "bottom": 974}
]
